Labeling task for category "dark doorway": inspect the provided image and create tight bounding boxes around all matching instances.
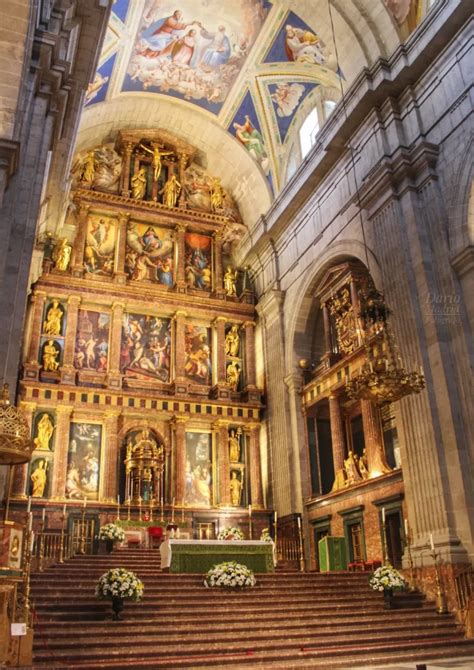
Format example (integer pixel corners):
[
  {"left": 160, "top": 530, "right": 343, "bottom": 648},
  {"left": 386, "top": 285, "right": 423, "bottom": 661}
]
[{"left": 386, "top": 510, "right": 403, "bottom": 567}]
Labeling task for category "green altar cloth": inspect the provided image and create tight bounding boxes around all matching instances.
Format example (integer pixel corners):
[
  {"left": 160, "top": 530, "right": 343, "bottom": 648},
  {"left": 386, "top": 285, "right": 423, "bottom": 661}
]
[{"left": 160, "top": 539, "right": 275, "bottom": 573}]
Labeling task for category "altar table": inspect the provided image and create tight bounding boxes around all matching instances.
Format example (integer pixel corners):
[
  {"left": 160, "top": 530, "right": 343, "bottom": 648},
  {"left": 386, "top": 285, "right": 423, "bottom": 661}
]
[{"left": 160, "top": 539, "right": 275, "bottom": 573}]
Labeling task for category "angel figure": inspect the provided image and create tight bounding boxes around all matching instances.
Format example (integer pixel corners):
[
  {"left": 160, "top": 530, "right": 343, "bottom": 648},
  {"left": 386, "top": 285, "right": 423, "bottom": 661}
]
[
  {"left": 210, "top": 177, "right": 225, "bottom": 212},
  {"left": 76, "top": 150, "right": 96, "bottom": 184},
  {"left": 139, "top": 143, "right": 173, "bottom": 182},
  {"left": 225, "top": 324, "right": 240, "bottom": 357}
]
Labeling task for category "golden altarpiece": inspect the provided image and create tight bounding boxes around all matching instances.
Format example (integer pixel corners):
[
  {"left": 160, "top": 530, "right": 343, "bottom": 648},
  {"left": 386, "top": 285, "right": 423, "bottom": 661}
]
[{"left": 12, "top": 129, "right": 265, "bottom": 539}]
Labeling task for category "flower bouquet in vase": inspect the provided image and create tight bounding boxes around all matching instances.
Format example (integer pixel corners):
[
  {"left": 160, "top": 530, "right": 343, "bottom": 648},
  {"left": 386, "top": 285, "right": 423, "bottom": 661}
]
[
  {"left": 204, "top": 561, "right": 256, "bottom": 588},
  {"left": 369, "top": 564, "right": 406, "bottom": 609},
  {"left": 98, "top": 523, "right": 126, "bottom": 553},
  {"left": 95, "top": 567, "right": 144, "bottom": 619},
  {"left": 217, "top": 526, "right": 245, "bottom": 541}
]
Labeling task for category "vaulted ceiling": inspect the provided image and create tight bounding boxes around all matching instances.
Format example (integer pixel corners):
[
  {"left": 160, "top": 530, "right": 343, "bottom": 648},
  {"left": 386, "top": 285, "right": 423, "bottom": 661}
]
[{"left": 75, "top": 0, "right": 426, "bottom": 225}]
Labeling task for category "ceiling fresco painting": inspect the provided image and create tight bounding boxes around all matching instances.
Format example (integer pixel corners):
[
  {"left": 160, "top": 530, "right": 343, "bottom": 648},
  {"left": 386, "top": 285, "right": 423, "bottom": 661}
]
[
  {"left": 267, "top": 80, "right": 319, "bottom": 144},
  {"left": 112, "top": 0, "right": 131, "bottom": 24},
  {"left": 85, "top": 53, "right": 117, "bottom": 107},
  {"left": 229, "top": 90, "right": 272, "bottom": 189},
  {"left": 121, "top": 0, "right": 272, "bottom": 114}
]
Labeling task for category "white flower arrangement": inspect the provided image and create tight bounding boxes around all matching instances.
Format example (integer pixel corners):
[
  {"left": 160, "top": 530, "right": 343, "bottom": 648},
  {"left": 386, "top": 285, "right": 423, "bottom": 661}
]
[
  {"left": 369, "top": 564, "right": 406, "bottom": 592},
  {"left": 204, "top": 561, "right": 256, "bottom": 588},
  {"left": 98, "top": 523, "right": 126, "bottom": 542},
  {"left": 260, "top": 528, "right": 273, "bottom": 542},
  {"left": 95, "top": 568, "right": 144, "bottom": 601},
  {"left": 217, "top": 526, "right": 245, "bottom": 540}
]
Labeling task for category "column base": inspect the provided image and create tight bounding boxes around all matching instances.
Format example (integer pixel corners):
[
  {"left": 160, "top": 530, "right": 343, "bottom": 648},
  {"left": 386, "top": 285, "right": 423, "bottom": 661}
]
[
  {"left": 210, "top": 383, "right": 231, "bottom": 400},
  {"left": 172, "top": 378, "right": 189, "bottom": 395},
  {"left": 71, "top": 265, "right": 84, "bottom": 278},
  {"left": 114, "top": 272, "right": 128, "bottom": 285},
  {"left": 243, "top": 385, "right": 261, "bottom": 403},
  {"left": 213, "top": 289, "right": 226, "bottom": 300},
  {"left": 23, "top": 362, "right": 41, "bottom": 381},
  {"left": 174, "top": 281, "right": 187, "bottom": 294},
  {"left": 60, "top": 365, "right": 77, "bottom": 384},
  {"left": 106, "top": 372, "right": 123, "bottom": 389}
]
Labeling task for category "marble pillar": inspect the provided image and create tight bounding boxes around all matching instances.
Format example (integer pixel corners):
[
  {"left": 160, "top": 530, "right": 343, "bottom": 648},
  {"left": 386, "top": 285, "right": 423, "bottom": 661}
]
[
  {"left": 50, "top": 406, "right": 73, "bottom": 499},
  {"left": 245, "top": 424, "right": 263, "bottom": 508},
  {"left": 107, "top": 302, "right": 124, "bottom": 389},
  {"left": 103, "top": 411, "right": 121, "bottom": 502},
  {"left": 213, "top": 317, "right": 227, "bottom": 391},
  {"left": 216, "top": 422, "right": 231, "bottom": 506},
  {"left": 173, "top": 416, "right": 187, "bottom": 503},
  {"left": 328, "top": 394, "right": 346, "bottom": 490},
  {"left": 120, "top": 142, "right": 134, "bottom": 198},
  {"left": 213, "top": 231, "right": 225, "bottom": 298},
  {"left": 175, "top": 223, "right": 186, "bottom": 292},
  {"left": 174, "top": 310, "right": 187, "bottom": 390},
  {"left": 60, "top": 295, "right": 81, "bottom": 383},
  {"left": 243, "top": 320, "right": 257, "bottom": 389},
  {"left": 23, "top": 290, "right": 46, "bottom": 379},
  {"left": 71, "top": 202, "right": 90, "bottom": 277},
  {"left": 114, "top": 212, "right": 130, "bottom": 284}
]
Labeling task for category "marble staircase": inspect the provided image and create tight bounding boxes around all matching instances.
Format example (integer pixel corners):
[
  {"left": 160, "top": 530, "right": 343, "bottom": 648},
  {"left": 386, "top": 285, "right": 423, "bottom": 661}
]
[{"left": 30, "top": 548, "right": 474, "bottom": 669}]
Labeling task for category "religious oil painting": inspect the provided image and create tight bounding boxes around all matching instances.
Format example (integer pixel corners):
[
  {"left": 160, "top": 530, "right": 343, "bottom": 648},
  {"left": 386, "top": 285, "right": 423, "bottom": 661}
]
[
  {"left": 125, "top": 221, "right": 175, "bottom": 286},
  {"left": 29, "top": 454, "right": 53, "bottom": 499},
  {"left": 122, "top": 0, "right": 272, "bottom": 114},
  {"left": 268, "top": 81, "right": 318, "bottom": 143},
  {"left": 32, "top": 411, "right": 56, "bottom": 452},
  {"left": 184, "top": 324, "right": 212, "bottom": 385},
  {"left": 185, "top": 432, "right": 212, "bottom": 507},
  {"left": 84, "top": 53, "right": 116, "bottom": 106},
  {"left": 184, "top": 232, "right": 212, "bottom": 290},
  {"left": 121, "top": 313, "right": 172, "bottom": 382},
  {"left": 66, "top": 423, "right": 102, "bottom": 501},
  {"left": 83, "top": 214, "right": 117, "bottom": 277},
  {"left": 74, "top": 310, "right": 110, "bottom": 372}
]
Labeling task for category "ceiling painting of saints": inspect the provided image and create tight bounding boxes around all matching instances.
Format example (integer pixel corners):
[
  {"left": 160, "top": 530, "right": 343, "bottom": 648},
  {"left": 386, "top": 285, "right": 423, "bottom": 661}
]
[
  {"left": 268, "top": 81, "right": 318, "bottom": 143},
  {"left": 122, "top": 0, "right": 272, "bottom": 113},
  {"left": 230, "top": 90, "right": 270, "bottom": 179},
  {"left": 126, "top": 222, "right": 175, "bottom": 286}
]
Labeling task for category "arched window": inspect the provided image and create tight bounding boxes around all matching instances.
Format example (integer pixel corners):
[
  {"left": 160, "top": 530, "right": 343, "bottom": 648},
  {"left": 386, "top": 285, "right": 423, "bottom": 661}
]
[{"left": 299, "top": 108, "right": 320, "bottom": 159}]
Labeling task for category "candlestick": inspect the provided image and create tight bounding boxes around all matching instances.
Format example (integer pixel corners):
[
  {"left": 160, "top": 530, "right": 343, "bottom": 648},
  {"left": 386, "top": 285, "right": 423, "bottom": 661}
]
[
  {"left": 26, "top": 496, "right": 31, "bottom": 514},
  {"left": 62, "top": 503, "right": 66, "bottom": 516},
  {"left": 28, "top": 512, "right": 33, "bottom": 533},
  {"left": 160, "top": 497, "right": 164, "bottom": 522},
  {"left": 404, "top": 518, "right": 408, "bottom": 538},
  {"left": 381, "top": 507, "right": 386, "bottom": 524},
  {"left": 83, "top": 497, "right": 87, "bottom": 509},
  {"left": 429, "top": 533, "right": 435, "bottom": 551},
  {"left": 181, "top": 499, "right": 185, "bottom": 524},
  {"left": 248, "top": 504, "right": 252, "bottom": 517},
  {"left": 42, "top": 507, "right": 46, "bottom": 523}
]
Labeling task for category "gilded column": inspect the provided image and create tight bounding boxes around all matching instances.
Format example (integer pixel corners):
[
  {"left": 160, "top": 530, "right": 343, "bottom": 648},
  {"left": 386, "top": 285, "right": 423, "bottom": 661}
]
[
  {"left": 175, "top": 223, "right": 187, "bottom": 292},
  {"left": 216, "top": 422, "right": 231, "bottom": 506},
  {"left": 24, "top": 290, "right": 47, "bottom": 379},
  {"left": 360, "top": 399, "right": 391, "bottom": 478},
  {"left": 174, "top": 309, "right": 187, "bottom": 391},
  {"left": 114, "top": 212, "right": 130, "bottom": 284},
  {"left": 120, "top": 142, "right": 134, "bottom": 197},
  {"left": 11, "top": 402, "right": 36, "bottom": 498},
  {"left": 107, "top": 301, "right": 124, "bottom": 389},
  {"left": 60, "top": 295, "right": 81, "bottom": 384},
  {"left": 243, "top": 321, "right": 257, "bottom": 389},
  {"left": 328, "top": 394, "right": 346, "bottom": 490},
  {"left": 350, "top": 279, "right": 365, "bottom": 342},
  {"left": 71, "top": 202, "right": 90, "bottom": 277},
  {"left": 214, "top": 317, "right": 227, "bottom": 384},
  {"left": 172, "top": 416, "right": 187, "bottom": 503},
  {"left": 246, "top": 424, "right": 263, "bottom": 508},
  {"left": 50, "top": 405, "right": 73, "bottom": 499},
  {"left": 213, "top": 230, "right": 225, "bottom": 298},
  {"left": 103, "top": 411, "right": 121, "bottom": 502},
  {"left": 178, "top": 153, "right": 188, "bottom": 208}
]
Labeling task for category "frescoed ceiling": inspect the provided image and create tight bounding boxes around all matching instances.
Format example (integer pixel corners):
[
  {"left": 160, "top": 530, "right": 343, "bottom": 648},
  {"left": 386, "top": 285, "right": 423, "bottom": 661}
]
[{"left": 77, "top": 0, "right": 427, "bottom": 224}]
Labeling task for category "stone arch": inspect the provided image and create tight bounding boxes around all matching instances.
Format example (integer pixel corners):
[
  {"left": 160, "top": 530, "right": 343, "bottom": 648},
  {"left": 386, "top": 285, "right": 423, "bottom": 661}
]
[
  {"left": 117, "top": 419, "right": 169, "bottom": 452},
  {"left": 447, "top": 136, "right": 474, "bottom": 254},
  {"left": 283, "top": 238, "right": 382, "bottom": 374}
]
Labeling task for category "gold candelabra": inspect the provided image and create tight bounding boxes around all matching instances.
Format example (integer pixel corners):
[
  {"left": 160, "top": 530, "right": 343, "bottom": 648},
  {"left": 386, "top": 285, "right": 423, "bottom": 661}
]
[
  {"left": 297, "top": 516, "right": 305, "bottom": 572},
  {"left": 149, "top": 499, "right": 154, "bottom": 522},
  {"left": 381, "top": 521, "right": 389, "bottom": 565},
  {"left": 20, "top": 516, "right": 33, "bottom": 625},
  {"left": 431, "top": 549, "right": 448, "bottom": 614},
  {"left": 79, "top": 509, "right": 86, "bottom": 554},
  {"left": 38, "top": 518, "right": 45, "bottom": 572},
  {"left": 404, "top": 526, "right": 416, "bottom": 591}
]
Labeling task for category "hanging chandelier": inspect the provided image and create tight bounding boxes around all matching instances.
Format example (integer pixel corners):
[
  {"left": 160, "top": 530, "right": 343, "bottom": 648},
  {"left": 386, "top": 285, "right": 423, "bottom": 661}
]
[
  {"left": 345, "top": 287, "right": 425, "bottom": 405},
  {"left": 0, "top": 383, "right": 34, "bottom": 464}
]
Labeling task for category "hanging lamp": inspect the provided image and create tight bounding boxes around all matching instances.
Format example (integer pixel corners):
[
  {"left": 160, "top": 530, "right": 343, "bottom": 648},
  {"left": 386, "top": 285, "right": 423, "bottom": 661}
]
[{"left": 0, "top": 384, "right": 33, "bottom": 464}]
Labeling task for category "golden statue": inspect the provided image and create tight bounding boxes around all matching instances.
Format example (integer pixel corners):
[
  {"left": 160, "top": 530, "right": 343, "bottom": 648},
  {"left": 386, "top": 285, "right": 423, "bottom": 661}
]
[
  {"left": 210, "top": 177, "right": 224, "bottom": 212},
  {"left": 226, "top": 360, "right": 240, "bottom": 391},
  {"left": 131, "top": 167, "right": 147, "bottom": 200},
  {"left": 344, "top": 450, "right": 362, "bottom": 486},
  {"left": 225, "top": 325, "right": 240, "bottom": 357},
  {"left": 43, "top": 300, "right": 63, "bottom": 336},
  {"left": 33, "top": 413, "right": 55, "bottom": 451},
  {"left": 228, "top": 429, "right": 240, "bottom": 463},
  {"left": 80, "top": 150, "right": 96, "bottom": 184},
  {"left": 224, "top": 266, "right": 237, "bottom": 297},
  {"left": 230, "top": 470, "right": 242, "bottom": 506},
  {"left": 139, "top": 143, "right": 173, "bottom": 182},
  {"left": 357, "top": 452, "right": 369, "bottom": 479},
  {"left": 160, "top": 174, "right": 181, "bottom": 208},
  {"left": 43, "top": 340, "right": 60, "bottom": 372},
  {"left": 53, "top": 238, "right": 72, "bottom": 271},
  {"left": 31, "top": 459, "right": 48, "bottom": 497}
]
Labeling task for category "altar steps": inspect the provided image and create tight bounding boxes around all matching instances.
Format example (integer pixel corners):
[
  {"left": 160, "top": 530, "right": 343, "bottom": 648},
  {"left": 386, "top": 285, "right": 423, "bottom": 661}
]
[{"left": 30, "top": 549, "right": 474, "bottom": 669}]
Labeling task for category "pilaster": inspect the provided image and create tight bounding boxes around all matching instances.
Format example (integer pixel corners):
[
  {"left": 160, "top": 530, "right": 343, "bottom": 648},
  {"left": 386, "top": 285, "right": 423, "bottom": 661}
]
[
  {"left": 71, "top": 202, "right": 90, "bottom": 277},
  {"left": 360, "top": 399, "right": 391, "bottom": 478},
  {"left": 245, "top": 424, "right": 263, "bottom": 508},
  {"left": 23, "top": 291, "right": 47, "bottom": 380},
  {"left": 174, "top": 223, "right": 187, "bottom": 292},
  {"left": 213, "top": 231, "right": 225, "bottom": 299},
  {"left": 172, "top": 416, "right": 188, "bottom": 503},
  {"left": 50, "top": 406, "right": 73, "bottom": 500},
  {"left": 107, "top": 301, "right": 124, "bottom": 389},
  {"left": 114, "top": 212, "right": 130, "bottom": 284},
  {"left": 103, "top": 411, "right": 121, "bottom": 502},
  {"left": 215, "top": 421, "right": 231, "bottom": 506},
  {"left": 120, "top": 142, "right": 134, "bottom": 198},
  {"left": 60, "top": 295, "right": 81, "bottom": 384},
  {"left": 173, "top": 309, "right": 188, "bottom": 393},
  {"left": 328, "top": 395, "right": 346, "bottom": 490}
]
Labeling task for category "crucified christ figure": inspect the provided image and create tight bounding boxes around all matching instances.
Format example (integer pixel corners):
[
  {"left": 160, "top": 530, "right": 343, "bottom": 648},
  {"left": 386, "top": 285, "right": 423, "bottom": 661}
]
[{"left": 139, "top": 143, "right": 173, "bottom": 182}]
